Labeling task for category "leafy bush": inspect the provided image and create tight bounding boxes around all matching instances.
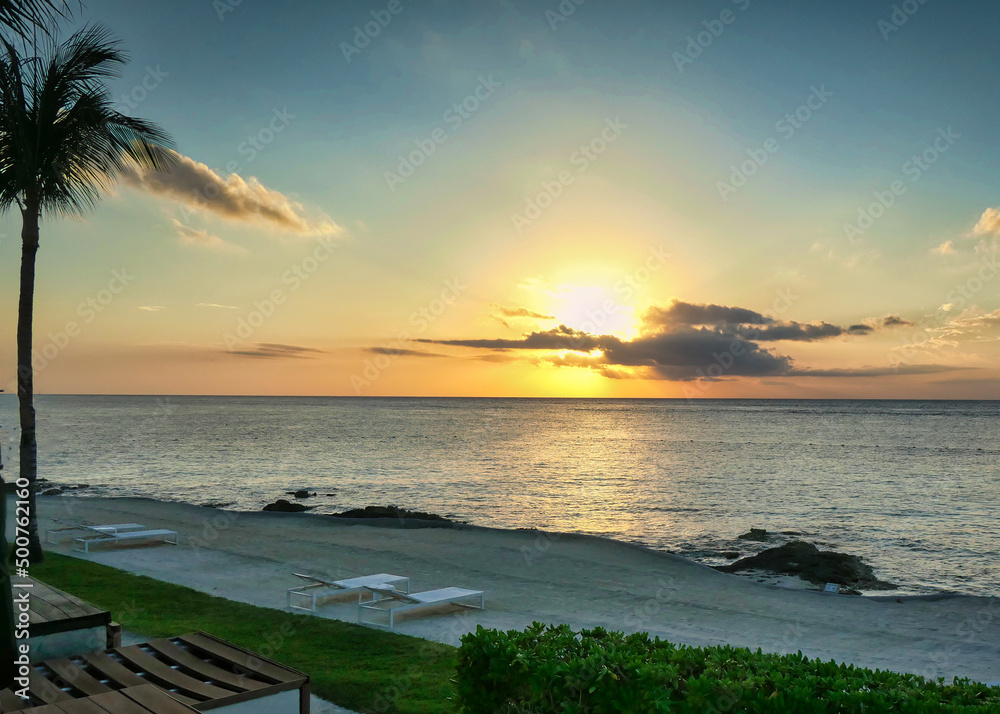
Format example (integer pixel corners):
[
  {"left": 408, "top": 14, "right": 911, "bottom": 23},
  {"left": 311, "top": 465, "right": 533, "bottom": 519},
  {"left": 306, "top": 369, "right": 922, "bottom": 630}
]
[{"left": 456, "top": 623, "right": 1000, "bottom": 713}]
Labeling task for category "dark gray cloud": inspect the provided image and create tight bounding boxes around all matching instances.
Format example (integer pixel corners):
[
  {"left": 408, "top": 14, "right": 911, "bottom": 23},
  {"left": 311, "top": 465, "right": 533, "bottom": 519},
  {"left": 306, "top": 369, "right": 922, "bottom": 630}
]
[
  {"left": 645, "top": 301, "right": 773, "bottom": 327},
  {"left": 881, "top": 315, "right": 915, "bottom": 328},
  {"left": 417, "top": 325, "right": 602, "bottom": 352},
  {"left": 228, "top": 343, "right": 323, "bottom": 358},
  {"left": 792, "top": 364, "right": 965, "bottom": 378},
  {"left": 366, "top": 347, "right": 445, "bottom": 358},
  {"left": 410, "top": 300, "right": 961, "bottom": 382}
]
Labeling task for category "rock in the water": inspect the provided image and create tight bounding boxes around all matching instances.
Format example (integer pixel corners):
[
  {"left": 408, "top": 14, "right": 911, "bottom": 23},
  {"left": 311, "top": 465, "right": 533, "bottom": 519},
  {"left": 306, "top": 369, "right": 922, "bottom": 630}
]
[
  {"left": 332, "top": 505, "right": 451, "bottom": 522},
  {"left": 263, "top": 499, "right": 313, "bottom": 512},
  {"left": 287, "top": 489, "right": 316, "bottom": 499},
  {"left": 42, "top": 488, "right": 64, "bottom": 496},
  {"left": 722, "top": 551, "right": 741, "bottom": 559},
  {"left": 737, "top": 528, "right": 769, "bottom": 541},
  {"left": 716, "top": 540, "right": 895, "bottom": 590}
]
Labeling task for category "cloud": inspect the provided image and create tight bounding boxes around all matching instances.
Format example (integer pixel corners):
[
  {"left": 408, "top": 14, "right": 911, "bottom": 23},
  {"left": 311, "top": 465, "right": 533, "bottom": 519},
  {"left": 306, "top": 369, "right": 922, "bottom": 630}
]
[
  {"left": 366, "top": 347, "right": 446, "bottom": 358},
  {"left": 227, "top": 343, "right": 323, "bottom": 359},
  {"left": 931, "top": 240, "right": 956, "bottom": 255},
  {"left": 488, "top": 304, "right": 556, "bottom": 329},
  {"left": 123, "top": 151, "right": 342, "bottom": 237},
  {"left": 492, "top": 305, "right": 555, "bottom": 320},
  {"left": 196, "top": 303, "right": 239, "bottom": 310},
  {"left": 171, "top": 219, "right": 244, "bottom": 253},
  {"left": 792, "top": 364, "right": 964, "bottom": 377},
  {"left": 411, "top": 300, "right": 960, "bottom": 382},
  {"left": 645, "top": 301, "right": 772, "bottom": 327},
  {"left": 880, "top": 315, "right": 915, "bottom": 328},
  {"left": 973, "top": 207, "right": 1000, "bottom": 236},
  {"left": 138, "top": 306, "right": 166, "bottom": 312}
]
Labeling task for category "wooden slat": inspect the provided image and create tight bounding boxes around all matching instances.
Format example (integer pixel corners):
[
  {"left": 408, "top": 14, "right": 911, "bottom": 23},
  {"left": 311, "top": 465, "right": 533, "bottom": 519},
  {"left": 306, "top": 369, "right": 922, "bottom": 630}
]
[
  {"left": 78, "top": 653, "right": 148, "bottom": 689},
  {"left": 20, "top": 706, "right": 63, "bottom": 714},
  {"left": 78, "top": 655, "right": 198, "bottom": 708},
  {"left": 78, "top": 691, "right": 146, "bottom": 714},
  {"left": 178, "top": 633, "right": 300, "bottom": 684},
  {"left": 25, "top": 597, "right": 65, "bottom": 624},
  {"left": 49, "top": 698, "right": 108, "bottom": 714},
  {"left": 113, "top": 646, "right": 233, "bottom": 701},
  {"left": 145, "top": 639, "right": 266, "bottom": 691},
  {"left": 27, "top": 671, "right": 74, "bottom": 704},
  {"left": 1, "top": 688, "right": 33, "bottom": 711},
  {"left": 45, "top": 660, "right": 112, "bottom": 696},
  {"left": 120, "top": 685, "right": 201, "bottom": 714}
]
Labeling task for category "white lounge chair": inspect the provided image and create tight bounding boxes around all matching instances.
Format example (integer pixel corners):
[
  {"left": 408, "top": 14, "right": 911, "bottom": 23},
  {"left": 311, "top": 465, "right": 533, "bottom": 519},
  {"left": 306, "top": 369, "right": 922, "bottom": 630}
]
[
  {"left": 45, "top": 522, "right": 147, "bottom": 544},
  {"left": 286, "top": 572, "right": 410, "bottom": 612},
  {"left": 359, "top": 585, "right": 485, "bottom": 629},
  {"left": 73, "top": 528, "right": 179, "bottom": 553}
]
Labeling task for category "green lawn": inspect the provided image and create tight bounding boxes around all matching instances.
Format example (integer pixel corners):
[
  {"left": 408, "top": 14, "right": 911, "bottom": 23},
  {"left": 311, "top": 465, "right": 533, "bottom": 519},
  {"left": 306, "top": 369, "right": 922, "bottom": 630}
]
[{"left": 32, "top": 552, "right": 458, "bottom": 714}]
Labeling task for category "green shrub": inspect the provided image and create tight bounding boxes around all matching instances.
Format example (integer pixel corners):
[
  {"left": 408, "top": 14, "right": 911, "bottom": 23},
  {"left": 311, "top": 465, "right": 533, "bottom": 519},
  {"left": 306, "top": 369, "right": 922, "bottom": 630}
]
[{"left": 455, "top": 623, "right": 1000, "bottom": 713}]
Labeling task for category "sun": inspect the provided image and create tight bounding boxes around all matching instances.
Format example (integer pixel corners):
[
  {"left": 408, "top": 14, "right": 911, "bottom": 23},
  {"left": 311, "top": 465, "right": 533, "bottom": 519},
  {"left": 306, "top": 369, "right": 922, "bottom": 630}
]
[{"left": 550, "top": 284, "right": 638, "bottom": 338}]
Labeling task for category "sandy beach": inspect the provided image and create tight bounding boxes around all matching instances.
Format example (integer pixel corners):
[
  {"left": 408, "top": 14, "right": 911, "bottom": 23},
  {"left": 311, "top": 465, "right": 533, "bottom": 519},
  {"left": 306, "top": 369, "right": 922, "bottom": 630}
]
[{"left": 25, "top": 495, "right": 1000, "bottom": 686}]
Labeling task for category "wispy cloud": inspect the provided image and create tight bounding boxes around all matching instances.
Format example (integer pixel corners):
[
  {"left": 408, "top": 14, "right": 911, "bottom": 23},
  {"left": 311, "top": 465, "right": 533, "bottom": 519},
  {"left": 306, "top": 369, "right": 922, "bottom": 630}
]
[
  {"left": 123, "top": 150, "right": 343, "bottom": 237},
  {"left": 196, "top": 302, "right": 239, "bottom": 310},
  {"left": 171, "top": 219, "right": 245, "bottom": 253},
  {"left": 489, "top": 303, "right": 556, "bottom": 328},
  {"left": 227, "top": 343, "right": 324, "bottom": 359},
  {"left": 138, "top": 306, "right": 166, "bottom": 312}
]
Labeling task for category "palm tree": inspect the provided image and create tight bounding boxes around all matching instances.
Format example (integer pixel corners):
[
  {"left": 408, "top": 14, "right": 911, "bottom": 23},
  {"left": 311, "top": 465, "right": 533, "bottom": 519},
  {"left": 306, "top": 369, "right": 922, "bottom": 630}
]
[
  {"left": 0, "top": 24, "right": 173, "bottom": 690},
  {"left": 0, "top": 1, "right": 72, "bottom": 38}
]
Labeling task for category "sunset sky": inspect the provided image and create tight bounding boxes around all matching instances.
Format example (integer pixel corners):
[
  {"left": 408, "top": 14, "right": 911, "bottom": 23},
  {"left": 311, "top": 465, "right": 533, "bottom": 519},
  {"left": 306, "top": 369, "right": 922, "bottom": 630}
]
[{"left": 1, "top": 0, "right": 999, "bottom": 397}]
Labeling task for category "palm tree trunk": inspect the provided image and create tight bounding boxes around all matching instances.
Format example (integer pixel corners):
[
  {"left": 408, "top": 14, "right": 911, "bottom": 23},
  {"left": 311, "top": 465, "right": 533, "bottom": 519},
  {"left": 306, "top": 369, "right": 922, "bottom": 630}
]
[
  {"left": 0, "top": 464, "right": 16, "bottom": 690},
  {"left": 17, "top": 198, "right": 43, "bottom": 564}
]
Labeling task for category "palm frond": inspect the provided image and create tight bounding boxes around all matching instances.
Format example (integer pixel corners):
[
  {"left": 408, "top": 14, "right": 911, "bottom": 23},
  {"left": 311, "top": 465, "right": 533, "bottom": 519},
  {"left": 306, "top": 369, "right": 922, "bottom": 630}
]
[
  {"left": 0, "top": 22, "right": 175, "bottom": 217},
  {"left": 0, "top": 1, "right": 74, "bottom": 38}
]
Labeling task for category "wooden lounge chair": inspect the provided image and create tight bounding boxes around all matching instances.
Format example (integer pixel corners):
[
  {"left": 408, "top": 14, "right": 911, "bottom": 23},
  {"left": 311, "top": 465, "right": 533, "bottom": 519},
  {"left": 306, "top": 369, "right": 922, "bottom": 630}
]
[
  {"left": 287, "top": 572, "right": 410, "bottom": 611},
  {"left": 2, "top": 632, "right": 311, "bottom": 713},
  {"left": 359, "top": 585, "right": 485, "bottom": 629},
  {"left": 45, "top": 521, "right": 147, "bottom": 543},
  {"left": 11, "top": 684, "right": 202, "bottom": 713},
  {"left": 72, "top": 527, "right": 179, "bottom": 552}
]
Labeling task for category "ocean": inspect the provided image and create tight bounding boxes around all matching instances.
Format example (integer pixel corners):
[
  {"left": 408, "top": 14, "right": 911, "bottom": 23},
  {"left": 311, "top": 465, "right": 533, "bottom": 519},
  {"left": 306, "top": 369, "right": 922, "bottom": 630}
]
[{"left": 1, "top": 395, "right": 997, "bottom": 597}]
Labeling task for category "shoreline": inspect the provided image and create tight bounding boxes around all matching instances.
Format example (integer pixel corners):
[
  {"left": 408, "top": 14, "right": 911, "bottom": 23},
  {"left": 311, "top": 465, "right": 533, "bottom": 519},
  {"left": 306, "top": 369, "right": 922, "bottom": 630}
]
[
  {"left": 14, "top": 494, "right": 1000, "bottom": 685},
  {"left": 29, "top": 490, "right": 964, "bottom": 597}
]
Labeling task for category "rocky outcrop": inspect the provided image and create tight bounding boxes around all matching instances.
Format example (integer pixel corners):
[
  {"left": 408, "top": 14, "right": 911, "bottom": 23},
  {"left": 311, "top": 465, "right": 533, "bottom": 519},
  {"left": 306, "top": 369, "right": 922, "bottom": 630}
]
[
  {"left": 262, "top": 499, "right": 314, "bottom": 512},
  {"left": 332, "top": 505, "right": 451, "bottom": 522},
  {"left": 286, "top": 489, "right": 316, "bottom": 499},
  {"left": 716, "top": 541, "right": 896, "bottom": 591},
  {"left": 737, "top": 528, "right": 769, "bottom": 541}
]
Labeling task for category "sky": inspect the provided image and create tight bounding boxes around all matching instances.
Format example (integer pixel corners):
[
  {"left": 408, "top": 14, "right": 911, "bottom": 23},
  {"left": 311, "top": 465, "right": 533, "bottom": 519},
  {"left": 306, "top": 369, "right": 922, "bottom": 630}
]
[{"left": 1, "top": 0, "right": 999, "bottom": 397}]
